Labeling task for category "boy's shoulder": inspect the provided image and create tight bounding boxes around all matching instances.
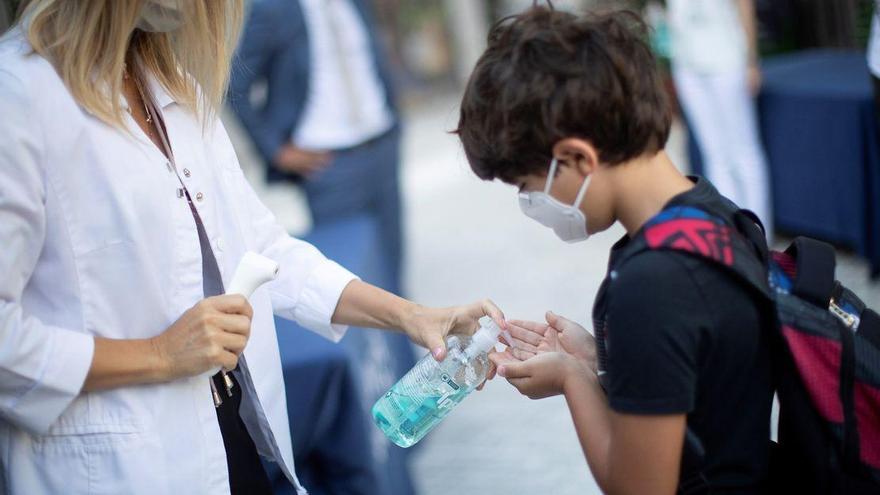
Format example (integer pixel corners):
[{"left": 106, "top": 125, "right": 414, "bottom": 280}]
[
  {"left": 608, "top": 249, "right": 706, "bottom": 303},
  {"left": 604, "top": 245, "right": 755, "bottom": 320},
  {"left": 610, "top": 241, "right": 718, "bottom": 285}
]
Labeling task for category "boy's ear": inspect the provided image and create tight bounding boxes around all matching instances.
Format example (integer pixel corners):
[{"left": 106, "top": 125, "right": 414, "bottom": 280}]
[{"left": 551, "top": 138, "right": 599, "bottom": 177}]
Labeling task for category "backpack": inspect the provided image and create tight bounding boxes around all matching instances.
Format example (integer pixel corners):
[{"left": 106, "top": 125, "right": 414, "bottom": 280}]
[{"left": 628, "top": 204, "right": 880, "bottom": 494}]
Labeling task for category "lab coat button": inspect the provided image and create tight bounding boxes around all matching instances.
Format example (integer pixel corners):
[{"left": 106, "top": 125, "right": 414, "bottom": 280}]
[
  {"left": 183, "top": 168, "right": 191, "bottom": 178},
  {"left": 196, "top": 192, "right": 204, "bottom": 201}
]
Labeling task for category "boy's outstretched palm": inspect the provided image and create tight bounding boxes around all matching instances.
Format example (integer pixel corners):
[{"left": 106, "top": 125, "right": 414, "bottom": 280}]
[
  {"left": 545, "top": 312, "right": 597, "bottom": 374},
  {"left": 490, "top": 311, "right": 598, "bottom": 399},
  {"left": 499, "top": 311, "right": 597, "bottom": 374}
]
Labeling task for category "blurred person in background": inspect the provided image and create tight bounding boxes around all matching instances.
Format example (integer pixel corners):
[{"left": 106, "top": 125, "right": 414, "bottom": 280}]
[
  {"left": 869, "top": 1, "right": 880, "bottom": 116},
  {"left": 0, "top": 2, "right": 10, "bottom": 32},
  {"left": 228, "top": 0, "right": 404, "bottom": 295},
  {"left": 668, "top": 0, "right": 773, "bottom": 237},
  {"left": 0, "top": 1, "right": 504, "bottom": 493},
  {"left": 459, "top": 6, "right": 774, "bottom": 494}
]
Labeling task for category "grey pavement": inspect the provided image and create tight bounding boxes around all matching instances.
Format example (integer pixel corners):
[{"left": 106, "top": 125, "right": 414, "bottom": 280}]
[{"left": 225, "top": 92, "right": 880, "bottom": 495}]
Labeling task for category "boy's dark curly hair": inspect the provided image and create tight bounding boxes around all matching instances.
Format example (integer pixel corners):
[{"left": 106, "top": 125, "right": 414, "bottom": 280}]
[{"left": 456, "top": 5, "right": 671, "bottom": 183}]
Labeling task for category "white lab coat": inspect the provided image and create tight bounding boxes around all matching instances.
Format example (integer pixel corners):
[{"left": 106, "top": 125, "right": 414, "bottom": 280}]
[{"left": 0, "top": 30, "right": 358, "bottom": 494}]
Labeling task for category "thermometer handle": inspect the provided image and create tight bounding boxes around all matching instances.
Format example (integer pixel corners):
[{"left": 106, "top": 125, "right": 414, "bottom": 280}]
[
  {"left": 207, "top": 252, "right": 279, "bottom": 378},
  {"left": 227, "top": 252, "right": 279, "bottom": 298}
]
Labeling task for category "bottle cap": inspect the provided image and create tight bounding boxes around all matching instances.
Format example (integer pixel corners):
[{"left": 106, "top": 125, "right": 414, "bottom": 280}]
[{"left": 466, "top": 317, "right": 502, "bottom": 357}]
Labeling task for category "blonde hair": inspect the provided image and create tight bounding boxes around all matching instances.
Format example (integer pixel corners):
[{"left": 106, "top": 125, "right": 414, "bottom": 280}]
[{"left": 19, "top": 0, "right": 243, "bottom": 127}]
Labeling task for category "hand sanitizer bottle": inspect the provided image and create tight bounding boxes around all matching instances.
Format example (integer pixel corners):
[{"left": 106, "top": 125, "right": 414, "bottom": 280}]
[{"left": 371, "top": 317, "right": 501, "bottom": 448}]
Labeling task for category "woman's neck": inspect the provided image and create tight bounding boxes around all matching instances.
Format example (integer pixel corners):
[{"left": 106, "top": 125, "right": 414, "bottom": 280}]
[
  {"left": 122, "top": 66, "right": 168, "bottom": 159},
  {"left": 611, "top": 151, "right": 695, "bottom": 236}
]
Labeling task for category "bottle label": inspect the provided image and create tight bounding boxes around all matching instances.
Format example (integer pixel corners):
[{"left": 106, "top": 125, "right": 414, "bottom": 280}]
[{"left": 437, "top": 372, "right": 461, "bottom": 409}]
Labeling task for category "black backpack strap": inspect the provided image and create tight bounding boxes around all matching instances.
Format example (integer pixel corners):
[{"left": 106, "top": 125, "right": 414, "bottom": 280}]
[
  {"left": 837, "top": 316, "right": 861, "bottom": 475},
  {"left": 734, "top": 209, "right": 769, "bottom": 266},
  {"left": 860, "top": 309, "right": 880, "bottom": 349},
  {"left": 678, "top": 428, "right": 711, "bottom": 495},
  {"left": 784, "top": 237, "right": 836, "bottom": 308}
]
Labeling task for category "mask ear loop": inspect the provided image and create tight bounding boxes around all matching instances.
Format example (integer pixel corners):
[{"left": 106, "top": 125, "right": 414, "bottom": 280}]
[
  {"left": 572, "top": 169, "right": 592, "bottom": 208},
  {"left": 544, "top": 158, "right": 559, "bottom": 194}
]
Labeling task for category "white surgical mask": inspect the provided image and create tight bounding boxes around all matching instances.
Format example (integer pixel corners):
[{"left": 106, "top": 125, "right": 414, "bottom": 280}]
[
  {"left": 518, "top": 158, "right": 592, "bottom": 243},
  {"left": 137, "top": 0, "right": 184, "bottom": 33}
]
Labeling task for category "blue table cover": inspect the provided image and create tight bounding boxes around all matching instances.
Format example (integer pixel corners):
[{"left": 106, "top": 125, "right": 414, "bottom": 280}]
[
  {"left": 688, "top": 50, "right": 880, "bottom": 277},
  {"left": 266, "top": 216, "right": 417, "bottom": 495}
]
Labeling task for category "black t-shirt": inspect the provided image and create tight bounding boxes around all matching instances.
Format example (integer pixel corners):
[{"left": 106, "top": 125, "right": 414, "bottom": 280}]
[{"left": 593, "top": 178, "right": 774, "bottom": 493}]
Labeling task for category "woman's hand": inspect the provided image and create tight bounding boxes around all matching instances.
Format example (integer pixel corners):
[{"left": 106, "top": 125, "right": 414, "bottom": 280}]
[
  {"left": 329, "top": 282, "right": 506, "bottom": 387},
  {"left": 403, "top": 299, "right": 506, "bottom": 361},
  {"left": 150, "top": 295, "right": 254, "bottom": 380}
]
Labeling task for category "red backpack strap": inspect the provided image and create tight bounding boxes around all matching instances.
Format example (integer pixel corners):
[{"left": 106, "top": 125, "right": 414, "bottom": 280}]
[
  {"left": 633, "top": 206, "right": 772, "bottom": 299},
  {"left": 642, "top": 206, "right": 737, "bottom": 266}
]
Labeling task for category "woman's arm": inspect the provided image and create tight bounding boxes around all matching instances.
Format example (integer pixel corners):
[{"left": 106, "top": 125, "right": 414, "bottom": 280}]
[
  {"left": 84, "top": 294, "right": 255, "bottom": 391},
  {"left": 332, "top": 279, "right": 505, "bottom": 361},
  {"left": 83, "top": 338, "right": 167, "bottom": 391},
  {"left": 0, "top": 68, "right": 97, "bottom": 434}
]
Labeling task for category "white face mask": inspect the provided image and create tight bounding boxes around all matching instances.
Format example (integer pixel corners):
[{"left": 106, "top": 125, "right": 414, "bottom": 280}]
[
  {"left": 137, "top": 0, "right": 184, "bottom": 33},
  {"left": 518, "top": 158, "right": 592, "bottom": 243}
]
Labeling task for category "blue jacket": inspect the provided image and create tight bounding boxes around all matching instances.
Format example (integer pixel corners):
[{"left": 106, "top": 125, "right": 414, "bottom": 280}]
[{"left": 228, "top": 0, "right": 399, "bottom": 183}]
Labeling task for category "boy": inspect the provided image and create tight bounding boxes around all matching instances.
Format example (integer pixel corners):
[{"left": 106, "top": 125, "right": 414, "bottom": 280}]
[{"left": 457, "top": 7, "right": 774, "bottom": 494}]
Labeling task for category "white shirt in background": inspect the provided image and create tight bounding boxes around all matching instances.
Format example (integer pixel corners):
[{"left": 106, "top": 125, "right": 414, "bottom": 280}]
[
  {"left": 294, "top": 0, "right": 394, "bottom": 151},
  {"left": 868, "top": 6, "right": 880, "bottom": 77},
  {"left": 668, "top": 0, "right": 748, "bottom": 74}
]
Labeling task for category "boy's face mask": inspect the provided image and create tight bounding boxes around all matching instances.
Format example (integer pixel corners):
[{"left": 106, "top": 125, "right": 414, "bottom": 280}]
[
  {"left": 518, "top": 158, "right": 592, "bottom": 243},
  {"left": 137, "top": 0, "right": 185, "bottom": 33}
]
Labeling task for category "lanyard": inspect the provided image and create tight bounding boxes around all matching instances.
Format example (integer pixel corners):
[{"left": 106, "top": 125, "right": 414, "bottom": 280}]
[{"left": 140, "top": 79, "right": 236, "bottom": 407}]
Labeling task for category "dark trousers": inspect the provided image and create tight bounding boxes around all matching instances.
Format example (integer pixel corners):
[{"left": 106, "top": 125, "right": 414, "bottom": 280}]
[{"left": 302, "top": 127, "right": 403, "bottom": 294}]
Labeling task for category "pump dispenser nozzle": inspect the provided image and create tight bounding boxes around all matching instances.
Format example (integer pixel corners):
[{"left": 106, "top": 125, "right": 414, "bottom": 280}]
[{"left": 464, "top": 317, "right": 502, "bottom": 360}]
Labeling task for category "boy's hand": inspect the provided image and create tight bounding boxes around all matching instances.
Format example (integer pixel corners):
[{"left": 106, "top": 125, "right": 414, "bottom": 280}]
[
  {"left": 498, "top": 319, "right": 546, "bottom": 361},
  {"left": 545, "top": 312, "right": 597, "bottom": 374},
  {"left": 502, "top": 311, "right": 597, "bottom": 374},
  {"left": 491, "top": 351, "right": 586, "bottom": 400}
]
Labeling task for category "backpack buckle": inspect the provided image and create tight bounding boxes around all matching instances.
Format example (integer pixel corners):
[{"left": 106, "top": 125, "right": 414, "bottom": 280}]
[{"left": 830, "top": 298, "right": 860, "bottom": 331}]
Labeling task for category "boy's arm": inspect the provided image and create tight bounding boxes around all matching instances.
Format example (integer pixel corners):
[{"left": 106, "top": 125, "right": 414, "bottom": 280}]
[
  {"left": 498, "top": 353, "right": 684, "bottom": 495},
  {"left": 563, "top": 368, "right": 684, "bottom": 495}
]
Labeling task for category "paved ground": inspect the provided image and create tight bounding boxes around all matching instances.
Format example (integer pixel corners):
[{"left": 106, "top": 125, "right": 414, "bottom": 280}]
[{"left": 225, "top": 92, "right": 880, "bottom": 495}]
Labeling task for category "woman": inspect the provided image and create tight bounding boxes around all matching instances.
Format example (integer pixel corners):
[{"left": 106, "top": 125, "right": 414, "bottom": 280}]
[{"left": 0, "top": 1, "right": 504, "bottom": 494}]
